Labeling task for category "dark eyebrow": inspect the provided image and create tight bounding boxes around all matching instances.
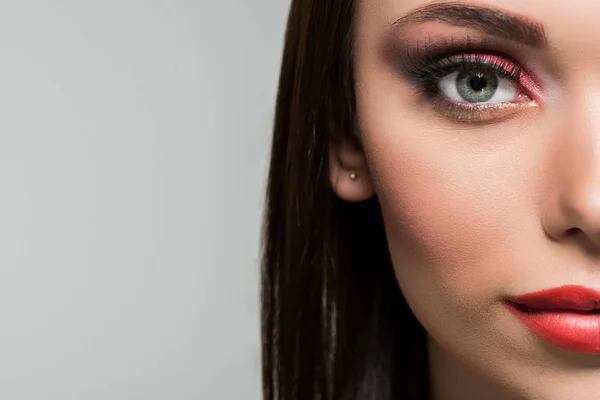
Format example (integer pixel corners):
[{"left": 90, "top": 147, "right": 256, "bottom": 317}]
[{"left": 392, "top": 2, "right": 548, "bottom": 49}]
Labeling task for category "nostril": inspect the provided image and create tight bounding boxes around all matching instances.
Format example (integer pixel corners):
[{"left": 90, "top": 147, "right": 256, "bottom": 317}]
[
  {"left": 563, "top": 227, "right": 584, "bottom": 241},
  {"left": 565, "top": 227, "right": 581, "bottom": 236}
]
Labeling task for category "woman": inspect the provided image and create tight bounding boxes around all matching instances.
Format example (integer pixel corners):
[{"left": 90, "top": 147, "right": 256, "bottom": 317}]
[{"left": 260, "top": 0, "right": 600, "bottom": 398}]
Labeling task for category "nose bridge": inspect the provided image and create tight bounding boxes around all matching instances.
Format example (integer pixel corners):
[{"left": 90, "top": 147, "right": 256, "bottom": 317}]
[
  {"left": 559, "top": 92, "right": 600, "bottom": 190},
  {"left": 545, "top": 88, "right": 600, "bottom": 246}
]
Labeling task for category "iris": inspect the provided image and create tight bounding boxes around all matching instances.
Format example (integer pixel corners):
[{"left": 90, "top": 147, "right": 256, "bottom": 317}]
[{"left": 456, "top": 71, "right": 499, "bottom": 102}]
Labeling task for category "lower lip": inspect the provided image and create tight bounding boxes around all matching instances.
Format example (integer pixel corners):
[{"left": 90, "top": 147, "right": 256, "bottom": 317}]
[{"left": 504, "top": 302, "right": 600, "bottom": 353}]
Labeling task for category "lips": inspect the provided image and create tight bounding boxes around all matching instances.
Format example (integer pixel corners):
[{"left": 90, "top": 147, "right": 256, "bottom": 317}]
[
  {"left": 506, "top": 285, "right": 600, "bottom": 311},
  {"left": 504, "top": 285, "right": 600, "bottom": 353}
]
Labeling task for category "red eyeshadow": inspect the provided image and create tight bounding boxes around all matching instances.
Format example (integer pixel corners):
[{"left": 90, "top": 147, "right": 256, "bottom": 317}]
[{"left": 447, "top": 53, "right": 543, "bottom": 100}]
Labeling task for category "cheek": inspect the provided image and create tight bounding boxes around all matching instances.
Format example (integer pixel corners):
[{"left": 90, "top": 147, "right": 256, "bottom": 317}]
[
  {"left": 357, "top": 103, "right": 541, "bottom": 334},
  {"left": 372, "top": 143, "right": 507, "bottom": 326}
]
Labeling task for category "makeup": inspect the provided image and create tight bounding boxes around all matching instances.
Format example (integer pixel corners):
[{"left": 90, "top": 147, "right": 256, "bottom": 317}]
[
  {"left": 504, "top": 286, "right": 600, "bottom": 353},
  {"left": 389, "top": 35, "right": 543, "bottom": 123}
]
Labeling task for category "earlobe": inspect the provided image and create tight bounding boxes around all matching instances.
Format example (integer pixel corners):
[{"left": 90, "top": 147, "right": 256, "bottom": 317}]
[{"left": 329, "top": 137, "right": 375, "bottom": 202}]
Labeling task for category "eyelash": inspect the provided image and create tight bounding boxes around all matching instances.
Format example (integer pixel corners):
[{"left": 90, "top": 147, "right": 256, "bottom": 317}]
[{"left": 399, "top": 49, "right": 540, "bottom": 123}]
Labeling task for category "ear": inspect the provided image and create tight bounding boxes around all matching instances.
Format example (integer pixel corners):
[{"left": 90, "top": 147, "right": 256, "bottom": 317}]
[{"left": 329, "top": 136, "right": 375, "bottom": 202}]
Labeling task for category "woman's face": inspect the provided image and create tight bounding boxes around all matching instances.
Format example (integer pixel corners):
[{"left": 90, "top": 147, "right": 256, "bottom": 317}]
[{"left": 330, "top": 0, "right": 600, "bottom": 398}]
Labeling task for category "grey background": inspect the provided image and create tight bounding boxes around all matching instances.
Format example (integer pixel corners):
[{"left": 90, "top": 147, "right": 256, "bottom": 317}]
[{"left": 0, "top": 1, "right": 288, "bottom": 398}]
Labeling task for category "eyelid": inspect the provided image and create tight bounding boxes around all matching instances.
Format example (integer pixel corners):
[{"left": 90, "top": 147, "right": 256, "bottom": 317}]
[
  {"left": 393, "top": 38, "right": 547, "bottom": 123},
  {"left": 391, "top": 34, "right": 546, "bottom": 94},
  {"left": 411, "top": 53, "right": 543, "bottom": 124},
  {"left": 441, "top": 53, "right": 543, "bottom": 100}
]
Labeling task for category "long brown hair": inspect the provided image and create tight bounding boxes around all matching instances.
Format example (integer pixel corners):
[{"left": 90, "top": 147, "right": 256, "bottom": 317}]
[{"left": 260, "top": 1, "right": 430, "bottom": 399}]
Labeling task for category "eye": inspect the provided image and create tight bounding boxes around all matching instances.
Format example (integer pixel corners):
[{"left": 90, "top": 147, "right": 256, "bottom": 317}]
[
  {"left": 397, "top": 50, "right": 542, "bottom": 123},
  {"left": 438, "top": 70, "right": 517, "bottom": 104}
]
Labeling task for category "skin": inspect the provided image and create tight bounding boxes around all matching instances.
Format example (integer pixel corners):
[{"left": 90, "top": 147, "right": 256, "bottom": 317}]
[{"left": 329, "top": 0, "right": 600, "bottom": 399}]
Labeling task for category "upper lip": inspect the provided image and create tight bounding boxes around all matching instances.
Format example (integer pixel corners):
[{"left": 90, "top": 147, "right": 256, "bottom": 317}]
[{"left": 505, "top": 285, "right": 600, "bottom": 311}]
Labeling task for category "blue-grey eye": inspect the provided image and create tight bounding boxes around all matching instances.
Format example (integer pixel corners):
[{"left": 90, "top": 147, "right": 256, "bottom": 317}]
[{"left": 438, "top": 70, "right": 516, "bottom": 104}]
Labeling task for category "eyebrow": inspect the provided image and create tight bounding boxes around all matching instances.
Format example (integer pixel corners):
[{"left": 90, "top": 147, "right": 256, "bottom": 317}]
[{"left": 392, "top": 2, "right": 548, "bottom": 49}]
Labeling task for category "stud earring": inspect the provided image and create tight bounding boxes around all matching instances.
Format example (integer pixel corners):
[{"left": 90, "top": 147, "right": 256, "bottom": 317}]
[{"left": 349, "top": 172, "right": 358, "bottom": 180}]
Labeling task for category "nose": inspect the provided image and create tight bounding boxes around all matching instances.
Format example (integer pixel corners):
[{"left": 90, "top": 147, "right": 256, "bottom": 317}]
[{"left": 542, "top": 94, "right": 600, "bottom": 252}]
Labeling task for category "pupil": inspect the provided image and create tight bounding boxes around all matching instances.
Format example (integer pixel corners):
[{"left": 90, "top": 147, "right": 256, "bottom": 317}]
[{"left": 470, "top": 74, "right": 487, "bottom": 92}]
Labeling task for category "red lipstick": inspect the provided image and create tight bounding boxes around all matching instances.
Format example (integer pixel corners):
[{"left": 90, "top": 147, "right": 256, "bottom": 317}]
[{"left": 504, "top": 285, "right": 600, "bottom": 353}]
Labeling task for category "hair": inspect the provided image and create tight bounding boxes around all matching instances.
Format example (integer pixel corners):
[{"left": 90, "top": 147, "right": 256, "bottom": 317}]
[{"left": 260, "top": 1, "right": 430, "bottom": 399}]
